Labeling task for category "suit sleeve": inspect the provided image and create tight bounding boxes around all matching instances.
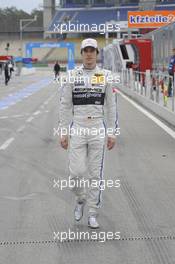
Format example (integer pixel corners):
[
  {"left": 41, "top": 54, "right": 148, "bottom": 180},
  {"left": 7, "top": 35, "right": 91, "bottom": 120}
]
[
  {"left": 105, "top": 72, "right": 119, "bottom": 137},
  {"left": 59, "top": 71, "right": 73, "bottom": 133}
]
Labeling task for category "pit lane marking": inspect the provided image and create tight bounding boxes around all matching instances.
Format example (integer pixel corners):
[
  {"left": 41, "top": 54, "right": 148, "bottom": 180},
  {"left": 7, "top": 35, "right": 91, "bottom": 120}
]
[
  {"left": 33, "top": 110, "right": 41, "bottom": 116},
  {"left": 0, "top": 137, "right": 15, "bottom": 150},
  {"left": 118, "top": 91, "right": 175, "bottom": 139},
  {"left": 26, "top": 116, "right": 34, "bottom": 123},
  {"left": 17, "top": 125, "right": 26, "bottom": 133}
]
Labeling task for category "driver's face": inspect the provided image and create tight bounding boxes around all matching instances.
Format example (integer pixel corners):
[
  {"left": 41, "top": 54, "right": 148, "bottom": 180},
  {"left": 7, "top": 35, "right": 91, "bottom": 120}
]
[{"left": 82, "top": 47, "right": 97, "bottom": 68}]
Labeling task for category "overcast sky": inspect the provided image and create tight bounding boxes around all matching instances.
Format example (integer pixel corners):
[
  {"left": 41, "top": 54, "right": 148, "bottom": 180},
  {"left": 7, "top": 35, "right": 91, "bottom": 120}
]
[{"left": 0, "top": 0, "right": 43, "bottom": 13}]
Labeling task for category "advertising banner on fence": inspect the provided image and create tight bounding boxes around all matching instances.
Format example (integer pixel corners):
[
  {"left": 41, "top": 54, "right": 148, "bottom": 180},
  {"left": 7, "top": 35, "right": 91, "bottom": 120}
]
[{"left": 128, "top": 10, "right": 175, "bottom": 28}]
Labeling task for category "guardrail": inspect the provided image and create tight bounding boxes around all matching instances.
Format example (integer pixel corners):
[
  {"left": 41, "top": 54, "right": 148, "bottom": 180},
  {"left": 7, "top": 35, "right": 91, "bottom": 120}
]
[{"left": 120, "top": 69, "right": 175, "bottom": 112}]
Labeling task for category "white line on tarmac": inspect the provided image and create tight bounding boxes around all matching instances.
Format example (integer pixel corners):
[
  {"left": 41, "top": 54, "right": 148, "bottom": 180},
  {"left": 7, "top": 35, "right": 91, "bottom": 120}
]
[
  {"left": 39, "top": 92, "right": 56, "bottom": 110},
  {"left": 33, "top": 110, "right": 41, "bottom": 116},
  {"left": 0, "top": 113, "right": 30, "bottom": 119},
  {"left": 17, "top": 125, "right": 26, "bottom": 133},
  {"left": 26, "top": 116, "right": 34, "bottom": 123},
  {"left": 0, "top": 137, "right": 15, "bottom": 150},
  {"left": 118, "top": 91, "right": 175, "bottom": 139},
  {"left": 1, "top": 107, "right": 8, "bottom": 110},
  {"left": 0, "top": 107, "right": 48, "bottom": 122},
  {"left": 0, "top": 116, "right": 8, "bottom": 119},
  {"left": 48, "top": 95, "right": 55, "bottom": 102},
  {"left": 12, "top": 114, "right": 24, "bottom": 118}
]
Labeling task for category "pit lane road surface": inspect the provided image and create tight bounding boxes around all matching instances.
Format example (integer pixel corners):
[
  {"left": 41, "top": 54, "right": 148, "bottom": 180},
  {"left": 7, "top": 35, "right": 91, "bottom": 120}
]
[{"left": 0, "top": 70, "right": 175, "bottom": 264}]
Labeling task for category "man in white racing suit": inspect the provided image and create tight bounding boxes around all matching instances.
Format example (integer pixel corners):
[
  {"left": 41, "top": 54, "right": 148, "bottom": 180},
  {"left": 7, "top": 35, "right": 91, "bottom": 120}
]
[{"left": 59, "top": 38, "right": 118, "bottom": 228}]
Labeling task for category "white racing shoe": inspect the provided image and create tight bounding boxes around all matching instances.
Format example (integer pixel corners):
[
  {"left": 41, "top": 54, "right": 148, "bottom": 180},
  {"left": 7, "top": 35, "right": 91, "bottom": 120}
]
[
  {"left": 74, "top": 201, "right": 85, "bottom": 221},
  {"left": 88, "top": 216, "right": 99, "bottom": 229}
]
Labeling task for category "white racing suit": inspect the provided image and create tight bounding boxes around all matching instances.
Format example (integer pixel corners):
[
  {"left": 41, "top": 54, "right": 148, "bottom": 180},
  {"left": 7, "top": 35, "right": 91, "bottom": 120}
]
[{"left": 59, "top": 65, "right": 118, "bottom": 216}]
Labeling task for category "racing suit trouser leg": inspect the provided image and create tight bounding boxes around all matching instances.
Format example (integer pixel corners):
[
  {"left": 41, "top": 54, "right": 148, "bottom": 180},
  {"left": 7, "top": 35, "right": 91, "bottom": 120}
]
[
  {"left": 87, "top": 122, "right": 106, "bottom": 217},
  {"left": 69, "top": 123, "right": 87, "bottom": 203},
  {"left": 69, "top": 121, "right": 106, "bottom": 215}
]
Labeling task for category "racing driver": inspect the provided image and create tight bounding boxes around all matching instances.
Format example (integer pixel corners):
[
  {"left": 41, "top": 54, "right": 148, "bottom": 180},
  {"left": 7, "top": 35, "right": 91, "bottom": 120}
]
[{"left": 59, "top": 38, "right": 118, "bottom": 229}]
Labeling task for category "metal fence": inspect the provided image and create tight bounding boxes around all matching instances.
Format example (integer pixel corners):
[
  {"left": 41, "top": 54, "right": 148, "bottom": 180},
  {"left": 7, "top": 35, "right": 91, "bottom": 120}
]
[{"left": 119, "top": 69, "right": 175, "bottom": 112}]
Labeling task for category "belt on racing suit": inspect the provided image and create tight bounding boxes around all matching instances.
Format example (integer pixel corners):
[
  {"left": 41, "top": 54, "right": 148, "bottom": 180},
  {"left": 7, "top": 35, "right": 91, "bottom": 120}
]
[{"left": 73, "top": 115, "right": 103, "bottom": 121}]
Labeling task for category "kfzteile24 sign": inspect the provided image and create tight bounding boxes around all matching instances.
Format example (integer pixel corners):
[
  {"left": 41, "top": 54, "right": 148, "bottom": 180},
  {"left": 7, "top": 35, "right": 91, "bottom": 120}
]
[{"left": 128, "top": 10, "right": 175, "bottom": 28}]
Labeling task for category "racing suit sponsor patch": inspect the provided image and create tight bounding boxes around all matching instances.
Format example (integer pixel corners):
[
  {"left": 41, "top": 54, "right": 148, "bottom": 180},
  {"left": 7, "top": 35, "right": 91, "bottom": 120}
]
[{"left": 72, "top": 92, "right": 105, "bottom": 105}]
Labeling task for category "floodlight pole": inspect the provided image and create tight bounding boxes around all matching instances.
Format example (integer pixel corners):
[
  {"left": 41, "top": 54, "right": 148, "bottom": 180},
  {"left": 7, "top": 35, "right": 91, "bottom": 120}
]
[{"left": 19, "top": 15, "right": 37, "bottom": 57}]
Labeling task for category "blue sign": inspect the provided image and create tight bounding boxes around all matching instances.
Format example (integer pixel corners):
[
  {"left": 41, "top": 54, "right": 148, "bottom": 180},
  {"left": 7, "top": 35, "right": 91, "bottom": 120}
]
[
  {"left": 25, "top": 42, "right": 75, "bottom": 69},
  {"left": 14, "top": 57, "right": 22, "bottom": 62}
]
